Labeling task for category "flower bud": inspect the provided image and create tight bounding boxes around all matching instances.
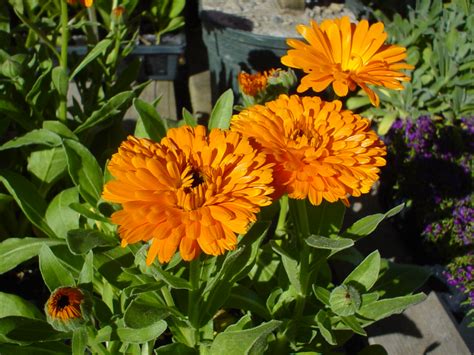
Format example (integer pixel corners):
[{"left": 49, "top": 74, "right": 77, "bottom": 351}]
[{"left": 45, "top": 287, "right": 91, "bottom": 332}]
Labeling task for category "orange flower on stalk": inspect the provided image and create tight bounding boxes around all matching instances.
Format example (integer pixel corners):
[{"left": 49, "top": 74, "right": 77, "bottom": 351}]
[
  {"left": 238, "top": 69, "right": 276, "bottom": 96},
  {"left": 231, "top": 95, "right": 386, "bottom": 206},
  {"left": 67, "top": 0, "right": 94, "bottom": 7},
  {"left": 281, "top": 17, "right": 413, "bottom": 106},
  {"left": 103, "top": 126, "right": 274, "bottom": 264},
  {"left": 46, "top": 287, "right": 84, "bottom": 321}
]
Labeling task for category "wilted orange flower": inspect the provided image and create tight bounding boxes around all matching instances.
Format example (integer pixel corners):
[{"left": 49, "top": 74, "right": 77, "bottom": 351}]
[
  {"left": 46, "top": 287, "right": 84, "bottom": 321},
  {"left": 231, "top": 95, "right": 386, "bottom": 206},
  {"left": 67, "top": 0, "right": 94, "bottom": 7},
  {"left": 238, "top": 69, "right": 276, "bottom": 96},
  {"left": 281, "top": 17, "right": 413, "bottom": 106},
  {"left": 103, "top": 126, "right": 274, "bottom": 264}
]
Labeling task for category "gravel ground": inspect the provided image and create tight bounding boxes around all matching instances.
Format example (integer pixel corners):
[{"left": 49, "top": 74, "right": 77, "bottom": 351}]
[{"left": 201, "top": 0, "right": 357, "bottom": 38}]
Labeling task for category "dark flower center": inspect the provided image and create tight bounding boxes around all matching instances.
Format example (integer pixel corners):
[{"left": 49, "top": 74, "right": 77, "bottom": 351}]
[
  {"left": 191, "top": 169, "right": 204, "bottom": 188},
  {"left": 57, "top": 295, "right": 70, "bottom": 310}
]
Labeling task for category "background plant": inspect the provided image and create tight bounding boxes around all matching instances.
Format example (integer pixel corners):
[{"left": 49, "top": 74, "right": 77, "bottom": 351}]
[{"left": 347, "top": 0, "right": 474, "bottom": 134}]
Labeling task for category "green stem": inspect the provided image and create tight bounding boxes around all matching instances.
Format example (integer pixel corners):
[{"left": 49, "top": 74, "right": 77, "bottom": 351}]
[
  {"left": 188, "top": 258, "right": 201, "bottom": 346},
  {"left": 58, "top": 0, "right": 69, "bottom": 123},
  {"left": 86, "top": 327, "right": 110, "bottom": 355},
  {"left": 275, "top": 194, "right": 289, "bottom": 236},
  {"left": 161, "top": 286, "right": 175, "bottom": 307},
  {"left": 289, "top": 199, "right": 311, "bottom": 319}
]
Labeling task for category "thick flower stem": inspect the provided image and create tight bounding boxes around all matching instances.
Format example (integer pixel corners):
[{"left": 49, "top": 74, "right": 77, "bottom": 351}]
[
  {"left": 188, "top": 258, "right": 201, "bottom": 346},
  {"left": 58, "top": 0, "right": 69, "bottom": 123},
  {"left": 289, "top": 199, "right": 311, "bottom": 319},
  {"left": 276, "top": 194, "right": 289, "bottom": 236}
]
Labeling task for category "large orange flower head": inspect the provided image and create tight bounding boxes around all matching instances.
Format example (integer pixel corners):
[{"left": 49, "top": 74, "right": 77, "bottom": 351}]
[
  {"left": 281, "top": 17, "right": 413, "bottom": 106},
  {"left": 103, "top": 125, "right": 274, "bottom": 264},
  {"left": 231, "top": 95, "right": 386, "bottom": 206}
]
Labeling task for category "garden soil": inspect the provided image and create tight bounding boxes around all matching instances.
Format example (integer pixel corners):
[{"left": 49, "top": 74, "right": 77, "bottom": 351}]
[{"left": 201, "top": 0, "right": 357, "bottom": 38}]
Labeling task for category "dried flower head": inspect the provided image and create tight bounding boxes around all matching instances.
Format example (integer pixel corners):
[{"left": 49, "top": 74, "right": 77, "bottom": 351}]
[
  {"left": 231, "top": 94, "right": 386, "bottom": 206},
  {"left": 281, "top": 17, "right": 413, "bottom": 106},
  {"left": 103, "top": 125, "right": 275, "bottom": 264},
  {"left": 46, "top": 287, "right": 84, "bottom": 321},
  {"left": 238, "top": 69, "right": 276, "bottom": 97}
]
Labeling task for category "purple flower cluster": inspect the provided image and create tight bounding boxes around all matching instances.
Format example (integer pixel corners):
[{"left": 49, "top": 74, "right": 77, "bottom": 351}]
[
  {"left": 384, "top": 115, "right": 473, "bottom": 264},
  {"left": 422, "top": 196, "right": 474, "bottom": 247},
  {"left": 443, "top": 260, "right": 474, "bottom": 307}
]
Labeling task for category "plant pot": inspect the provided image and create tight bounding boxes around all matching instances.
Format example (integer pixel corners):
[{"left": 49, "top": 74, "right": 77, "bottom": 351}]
[
  {"left": 67, "top": 32, "right": 186, "bottom": 81},
  {"left": 131, "top": 32, "right": 186, "bottom": 81},
  {"left": 200, "top": 10, "right": 290, "bottom": 103}
]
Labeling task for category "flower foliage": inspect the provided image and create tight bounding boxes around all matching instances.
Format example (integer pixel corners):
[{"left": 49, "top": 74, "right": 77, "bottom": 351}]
[
  {"left": 103, "top": 125, "right": 274, "bottom": 263},
  {"left": 281, "top": 16, "right": 413, "bottom": 106},
  {"left": 231, "top": 94, "right": 386, "bottom": 206}
]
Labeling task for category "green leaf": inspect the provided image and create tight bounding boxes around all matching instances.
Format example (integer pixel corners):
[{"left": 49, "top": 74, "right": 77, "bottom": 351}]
[
  {"left": 0, "top": 316, "right": 67, "bottom": 345},
  {"left": 313, "top": 286, "right": 330, "bottom": 306},
  {"left": 135, "top": 247, "right": 191, "bottom": 290},
  {"left": 155, "top": 343, "right": 196, "bottom": 354},
  {"left": 225, "top": 285, "right": 271, "bottom": 320},
  {"left": 315, "top": 310, "right": 336, "bottom": 345},
  {"left": 343, "top": 203, "right": 404, "bottom": 240},
  {"left": 78, "top": 251, "right": 93, "bottom": 285},
  {"left": 304, "top": 200, "right": 346, "bottom": 237},
  {"left": 117, "top": 320, "right": 167, "bottom": 343},
  {"left": 68, "top": 202, "right": 110, "bottom": 223},
  {"left": 0, "top": 292, "right": 43, "bottom": 319},
  {"left": 27, "top": 148, "right": 67, "bottom": 185},
  {"left": 305, "top": 235, "right": 354, "bottom": 252},
  {"left": 329, "top": 285, "right": 361, "bottom": 317},
  {"left": 67, "top": 229, "right": 115, "bottom": 255},
  {"left": 69, "top": 38, "right": 113, "bottom": 80},
  {"left": 63, "top": 139, "right": 103, "bottom": 207},
  {"left": 377, "top": 111, "right": 398, "bottom": 136},
  {"left": 74, "top": 91, "right": 134, "bottom": 134},
  {"left": 72, "top": 327, "right": 87, "bottom": 355},
  {"left": 42, "top": 121, "right": 78, "bottom": 140},
  {"left": 0, "top": 238, "right": 65, "bottom": 274},
  {"left": 133, "top": 98, "right": 167, "bottom": 141},
  {"left": 358, "top": 293, "right": 426, "bottom": 321},
  {"left": 0, "top": 98, "right": 33, "bottom": 131},
  {"left": 45, "top": 188, "right": 80, "bottom": 239},
  {"left": 182, "top": 107, "right": 197, "bottom": 127},
  {"left": 343, "top": 251, "right": 381, "bottom": 292},
  {"left": 51, "top": 66, "right": 68, "bottom": 98},
  {"left": 340, "top": 315, "right": 366, "bottom": 336},
  {"left": 124, "top": 295, "right": 170, "bottom": 329},
  {"left": 0, "top": 342, "right": 70, "bottom": 355},
  {"left": 210, "top": 320, "right": 281, "bottom": 355},
  {"left": 271, "top": 241, "right": 301, "bottom": 294},
  {"left": 39, "top": 245, "right": 75, "bottom": 291},
  {"left": 208, "top": 89, "right": 234, "bottom": 130},
  {"left": 373, "top": 262, "right": 431, "bottom": 298},
  {"left": 0, "top": 129, "right": 62, "bottom": 151},
  {"left": 361, "top": 292, "right": 380, "bottom": 306},
  {"left": 0, "top": 171, "right": 57, "bottom": 238}
]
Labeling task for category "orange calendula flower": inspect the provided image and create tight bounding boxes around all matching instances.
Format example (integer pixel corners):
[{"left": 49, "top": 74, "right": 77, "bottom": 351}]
[
  {"left": 281, "top": 17, "right": 413, "bottom": 106},
  {"left": 238, "top": 69, "right": 275, "bottom": 96},
  {"left": 231, "top": 95, "right": 386, "bottom": 206},
  {"left": 46, "top": 287, "right": 84, "bottom": 321},
  {"left": 103, "top": 125, "right": 274, "bottom": 264}
]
